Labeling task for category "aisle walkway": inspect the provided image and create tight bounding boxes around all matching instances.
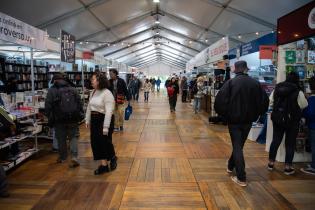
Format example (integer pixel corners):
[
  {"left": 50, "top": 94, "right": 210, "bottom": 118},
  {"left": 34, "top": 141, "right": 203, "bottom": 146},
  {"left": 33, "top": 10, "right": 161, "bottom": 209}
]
[{"left": 1, "top": 91, "right": 315, "bottom": 210}]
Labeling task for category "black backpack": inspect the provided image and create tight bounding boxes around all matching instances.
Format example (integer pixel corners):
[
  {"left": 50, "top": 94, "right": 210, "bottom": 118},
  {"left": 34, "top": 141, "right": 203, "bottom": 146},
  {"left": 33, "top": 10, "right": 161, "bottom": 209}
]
[
  {"left": 271, "top": 90, "right": 299, "bottom": 126},
  {"left": 55, "top": 87, "right": 81, "bottom": 123}
]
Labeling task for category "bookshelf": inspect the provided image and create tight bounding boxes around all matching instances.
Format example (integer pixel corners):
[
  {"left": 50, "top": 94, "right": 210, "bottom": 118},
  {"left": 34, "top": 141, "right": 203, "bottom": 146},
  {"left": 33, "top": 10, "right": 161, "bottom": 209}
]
[{"left": 2, "top": 62, "right": 48, "bottom": 91}]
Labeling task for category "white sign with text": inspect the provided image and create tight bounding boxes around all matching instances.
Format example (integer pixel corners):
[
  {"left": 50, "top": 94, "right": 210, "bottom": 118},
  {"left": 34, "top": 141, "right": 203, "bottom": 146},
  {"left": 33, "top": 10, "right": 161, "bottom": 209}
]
[{"left": 0, "top": 12, "right": 47, "bottom": 50}]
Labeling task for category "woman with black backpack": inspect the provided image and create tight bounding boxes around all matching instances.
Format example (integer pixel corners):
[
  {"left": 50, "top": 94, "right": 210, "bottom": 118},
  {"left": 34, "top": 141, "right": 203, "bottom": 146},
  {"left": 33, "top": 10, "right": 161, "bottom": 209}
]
[{"left": 268, "top": 72, "right": 308, "bottom": 175}]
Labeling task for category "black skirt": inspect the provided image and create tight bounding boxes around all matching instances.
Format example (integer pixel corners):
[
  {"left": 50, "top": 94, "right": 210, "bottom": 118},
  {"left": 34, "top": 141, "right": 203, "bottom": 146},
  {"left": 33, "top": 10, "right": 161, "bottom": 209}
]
[{"left": 90, "top": 112, "right": 115, "bottom": 160}]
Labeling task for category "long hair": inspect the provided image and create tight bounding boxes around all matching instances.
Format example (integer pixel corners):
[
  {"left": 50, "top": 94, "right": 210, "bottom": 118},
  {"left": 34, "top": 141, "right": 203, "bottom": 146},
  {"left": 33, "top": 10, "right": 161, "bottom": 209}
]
[{"left": 93, "top": 72, "right": 109, "bottom": 90}]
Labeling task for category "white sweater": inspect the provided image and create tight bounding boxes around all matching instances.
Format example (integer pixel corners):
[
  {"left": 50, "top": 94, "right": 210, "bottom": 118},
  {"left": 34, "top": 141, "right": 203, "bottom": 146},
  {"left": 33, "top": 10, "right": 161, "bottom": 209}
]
[{"left": 85, "top": 89, "right": 115, "bottom": 128}]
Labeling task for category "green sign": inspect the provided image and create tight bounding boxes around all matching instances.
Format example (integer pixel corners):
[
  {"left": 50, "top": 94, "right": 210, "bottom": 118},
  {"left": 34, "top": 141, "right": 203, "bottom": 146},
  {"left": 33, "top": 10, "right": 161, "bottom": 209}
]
[{"left": 285, "top": 51, "right": 296, "bottom": 64}]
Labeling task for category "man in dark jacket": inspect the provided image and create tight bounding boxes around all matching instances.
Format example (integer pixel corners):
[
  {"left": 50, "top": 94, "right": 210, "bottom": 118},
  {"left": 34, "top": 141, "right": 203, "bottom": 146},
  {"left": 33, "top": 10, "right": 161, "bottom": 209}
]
[
  {"left": 167, "top": 77, "right": 180, "bottom": 112},
  {"left": 45, "top": 73, "right": 83, "bottom": 168},
  {"left": 109, "top": 69, "right": 130, "bottom": 131},
  {"left": 214, "top": 60, "right": 269, "bottom": 187}
]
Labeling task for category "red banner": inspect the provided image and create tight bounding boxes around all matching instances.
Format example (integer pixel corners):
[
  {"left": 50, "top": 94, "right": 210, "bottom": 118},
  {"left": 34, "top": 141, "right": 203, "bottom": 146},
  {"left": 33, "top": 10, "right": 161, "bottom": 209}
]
[
  {"left": 277, "top": 1, "right": 315, "bottom": 45},
  {"left": 259, "top": 45, "right": 277, "bottom": 59},
  {"left": 83, "top": 51, "right": 94, "bottom": 59}
]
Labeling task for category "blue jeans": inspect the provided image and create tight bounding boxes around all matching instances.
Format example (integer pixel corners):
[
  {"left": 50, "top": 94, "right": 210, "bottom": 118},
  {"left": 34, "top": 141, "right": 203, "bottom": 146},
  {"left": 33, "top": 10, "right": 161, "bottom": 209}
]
[
  {"left": 194, "top": 98, "right": 201, "bottom": 112},
  {"left": 310, "top": 129, "right": 315, "bottom": 169},
  {"left": 55, "top": 123, "right": 79, "bottom": 160}
]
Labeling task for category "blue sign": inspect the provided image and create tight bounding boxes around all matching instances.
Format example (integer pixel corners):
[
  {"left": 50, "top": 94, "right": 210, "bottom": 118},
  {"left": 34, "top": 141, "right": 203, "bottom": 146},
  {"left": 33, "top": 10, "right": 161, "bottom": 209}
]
[{"left": 240, "top": 33, "right": 276, "bottom": 56}]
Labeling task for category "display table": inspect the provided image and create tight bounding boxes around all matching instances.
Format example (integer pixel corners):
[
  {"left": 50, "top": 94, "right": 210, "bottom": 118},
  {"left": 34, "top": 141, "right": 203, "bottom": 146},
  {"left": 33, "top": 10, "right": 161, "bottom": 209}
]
[
  {"left": 265, "top": 113, "right": 311, "bottom": 162},
  {"left": 248, "top": 124, "right": 263, "bottom": 141}
]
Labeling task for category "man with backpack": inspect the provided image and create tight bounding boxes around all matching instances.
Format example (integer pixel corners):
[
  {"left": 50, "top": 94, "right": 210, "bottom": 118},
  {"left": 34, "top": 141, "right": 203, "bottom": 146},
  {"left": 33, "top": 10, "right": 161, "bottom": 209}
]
[
  {"left": 45, "top": 73, "right": 83, "bottom": 168},
  {"left": 214, "top": 61, "right": 269, "bottom": 187},
  {"left": 268, "top": 72, "right": 308, "bottom": 175}
]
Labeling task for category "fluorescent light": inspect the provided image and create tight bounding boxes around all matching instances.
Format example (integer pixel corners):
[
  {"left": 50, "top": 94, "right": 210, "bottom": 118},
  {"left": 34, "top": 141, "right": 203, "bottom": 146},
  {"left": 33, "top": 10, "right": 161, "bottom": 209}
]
[
  {"left": 155, "top": 20, "right": 160, "bottom": 24},
  {"left": 153, "top": 0, "right": 160, "bottom": 3}
]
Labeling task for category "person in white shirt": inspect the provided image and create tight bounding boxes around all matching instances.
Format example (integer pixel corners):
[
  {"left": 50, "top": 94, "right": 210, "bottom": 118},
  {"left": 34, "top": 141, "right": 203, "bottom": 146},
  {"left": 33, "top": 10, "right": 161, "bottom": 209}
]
[
  {"left": 86, "top": 72, "right": 117, "bottom": 175},
  {"left": 268, "top": 72, "right": 308, "bottom": 175}
]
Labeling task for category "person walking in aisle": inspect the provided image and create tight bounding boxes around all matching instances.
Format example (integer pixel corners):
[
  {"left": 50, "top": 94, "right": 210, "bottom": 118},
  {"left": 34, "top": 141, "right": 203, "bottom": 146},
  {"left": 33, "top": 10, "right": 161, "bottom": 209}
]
[
  {"left": 181, "top": 76, "right": 188, "bottom": 103},
  {"left": 268, "top": 72, "right": 308, "bottom": 175},
  {"left": 108, "top": 68, "right": 130, "bottom": 131},
  {"left": 133, "top": 76, "right": 141, "bottom": 101},
  {"left": 214, "top": 61, "right": 269, "bottom": 187},
  {"left": 150, "top": 78, "right": 156, "bottom": 93},
  {"left": 143, "top": 79, "right": 152, "bottom": 102},
  {"left": 45, "top": 73, "right": 83, "bottom": 168},
  {"left": 301, "top": 76, "right": 315, "bottom": 175},
  {"left": 86, "top": 72, "right": 117, "bottom": 175},
  {"left": 193, "top": 76, "right": 204, "bottom": 113},
  {"left": 156, "top": 77, "right": 161, "bottom": 92},
  {"left": 167, "top": 77, "right": 179, "bottom": 112}
]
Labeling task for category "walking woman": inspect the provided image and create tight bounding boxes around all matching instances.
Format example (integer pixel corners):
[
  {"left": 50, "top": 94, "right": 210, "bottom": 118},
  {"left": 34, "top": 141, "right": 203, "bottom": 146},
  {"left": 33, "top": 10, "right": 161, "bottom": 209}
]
[
  {"left": 268, "top": 72, "right": 308, "bottom": 175},
  {"left": 86, "top": 72, "right": 118, "bottom": 175},
  {"left": 167, "top": 77, "right": 179, "bottom": 112},
  {"left": 143, "top": 79, "right": 152, "bottom": 102}
]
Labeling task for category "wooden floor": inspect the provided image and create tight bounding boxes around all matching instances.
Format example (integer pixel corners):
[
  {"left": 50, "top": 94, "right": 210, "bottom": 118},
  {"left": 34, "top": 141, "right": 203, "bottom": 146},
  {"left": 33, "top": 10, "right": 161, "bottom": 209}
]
[{"left": 1, "top": 90, "right": 315, "bottom": 210}]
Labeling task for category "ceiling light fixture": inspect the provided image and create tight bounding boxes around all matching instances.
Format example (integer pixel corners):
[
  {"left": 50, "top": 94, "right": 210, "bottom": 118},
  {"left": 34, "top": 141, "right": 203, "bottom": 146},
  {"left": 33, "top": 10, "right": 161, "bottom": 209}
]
[
  {"left": 57, "top": 37, "right": 61, "bottom": 40},
  {"left": 153, "top": 0, "right": 160, "bottom": 3},
  {"left": 255, "top": 32, "right": 259, "bottom": 36},
  {"left": 189, "top": 40, "right": 192, "bottom": 44},
  {"left": 205, "top": 39, "right": 208, "bottom": 43},
  {"left": 107, "top": 43, "right": 111, "bottom": 46},
  {"left": 238, "top": 35, "right": 242, "bottom": 39},
  {"left": 79, "top": 42, "right": 83, "bottom": 44}
]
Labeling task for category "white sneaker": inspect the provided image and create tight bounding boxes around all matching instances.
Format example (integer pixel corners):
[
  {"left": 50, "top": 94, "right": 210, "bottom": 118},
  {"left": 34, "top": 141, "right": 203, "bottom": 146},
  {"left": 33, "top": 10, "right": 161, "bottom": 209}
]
[{"left": 231, "top": 176, "right": 247, "bottom": 187}]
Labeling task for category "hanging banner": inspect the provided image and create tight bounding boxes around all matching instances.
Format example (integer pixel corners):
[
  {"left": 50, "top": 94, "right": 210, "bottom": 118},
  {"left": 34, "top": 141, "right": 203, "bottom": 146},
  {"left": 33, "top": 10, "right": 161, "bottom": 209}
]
[
  {"left": 208, "top": 37, "right": 229, "bottom": 63},
  {"left": 83, "top": 51, "right": 94, "bottom": 59},
  {"left": 186, "top": 37, "right": 229, "bottom": 70},
  {"left": 0, "top": 12, "right": 47, "bottom": 50},
  {"left": 61, "top": 30, "right": 75, "bottom": 63},
  {"left": 240, "top": 33, "right": 276, "bottom": 56},
  {"left": 259, "top": 45, "right": 277, "bottom": 59}
]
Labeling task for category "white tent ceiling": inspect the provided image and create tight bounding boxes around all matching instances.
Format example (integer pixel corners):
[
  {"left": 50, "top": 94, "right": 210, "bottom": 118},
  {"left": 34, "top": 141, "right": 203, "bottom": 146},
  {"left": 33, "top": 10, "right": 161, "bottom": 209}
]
[{"left": 0, "top": 0, "right": 312, "bottom": 70}]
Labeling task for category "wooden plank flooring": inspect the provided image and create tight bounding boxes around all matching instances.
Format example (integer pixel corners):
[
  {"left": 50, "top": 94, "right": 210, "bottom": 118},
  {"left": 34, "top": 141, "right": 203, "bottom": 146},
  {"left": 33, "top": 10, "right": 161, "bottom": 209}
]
[{"left": 1, "top": 91, "right": 315, "bottom": 209}]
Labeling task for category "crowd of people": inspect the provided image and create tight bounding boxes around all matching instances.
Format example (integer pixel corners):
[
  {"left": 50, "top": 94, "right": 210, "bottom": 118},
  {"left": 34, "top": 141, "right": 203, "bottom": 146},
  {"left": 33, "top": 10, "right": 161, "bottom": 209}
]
[{"left": 1, "top": 62, "right": 314, "bottom": 195}]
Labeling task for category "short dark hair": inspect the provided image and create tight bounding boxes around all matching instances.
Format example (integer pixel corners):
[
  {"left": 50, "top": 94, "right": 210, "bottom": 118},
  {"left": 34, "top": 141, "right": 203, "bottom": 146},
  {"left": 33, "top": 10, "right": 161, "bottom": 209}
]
[
  {"left": 286, "top": 71, "right": 299, "bottom": 87},
  {"left": 309, "top": 76, "right": 315, "bottom": 92},
  {"left": 93, "top": 72, "right": 109, "bottom": 90},
  {"left": 109, "top": 68, "right": 118, "bottom": 76}
]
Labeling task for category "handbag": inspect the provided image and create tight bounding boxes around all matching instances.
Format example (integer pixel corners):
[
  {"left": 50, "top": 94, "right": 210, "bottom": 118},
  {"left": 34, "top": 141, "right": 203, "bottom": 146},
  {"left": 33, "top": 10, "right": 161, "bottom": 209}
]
[{"left": 125, "top": 103, "right": 133, "bottom": 120}]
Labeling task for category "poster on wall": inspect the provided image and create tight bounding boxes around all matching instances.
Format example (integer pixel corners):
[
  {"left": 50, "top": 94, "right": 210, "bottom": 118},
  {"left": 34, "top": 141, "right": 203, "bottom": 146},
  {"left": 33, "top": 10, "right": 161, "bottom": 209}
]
[
  {"left": 296, "top": 50, "right": 305, "bottom": 63},
  {"left": 285, "top": 51, "right": 296, "bottom": 64},
  {"left": 296, "top": 40, "right": 305, "bottom": 50},
  {"left": 0, "top": 12, "right": 47, "bottom": 50},
  {"left": 308, "top": 37, "right": 315, "bottom": 50},
  {"left": 61, "top": 30, "right": 75, "bottom": 63},
  {"left": 286, "top": 65, "right": 295, "bottom": 73},
  {"left": 308, "top": 50, "right": 315, "bottom": 64}
]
